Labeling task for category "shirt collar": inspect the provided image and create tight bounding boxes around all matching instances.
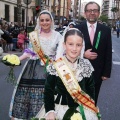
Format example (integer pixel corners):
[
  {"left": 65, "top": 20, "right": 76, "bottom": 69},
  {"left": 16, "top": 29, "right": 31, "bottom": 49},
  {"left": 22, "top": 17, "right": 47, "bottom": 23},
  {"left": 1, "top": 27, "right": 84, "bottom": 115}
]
[{"left": 87, "top": 21, "right": 97, "bottom": 28}]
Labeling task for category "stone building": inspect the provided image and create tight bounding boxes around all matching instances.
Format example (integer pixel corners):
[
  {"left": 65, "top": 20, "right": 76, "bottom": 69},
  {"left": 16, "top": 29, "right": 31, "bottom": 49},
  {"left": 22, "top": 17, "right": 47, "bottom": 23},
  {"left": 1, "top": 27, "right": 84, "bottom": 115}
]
[{"left": 0, "top": 0, "right": 35, "bottom": 25}]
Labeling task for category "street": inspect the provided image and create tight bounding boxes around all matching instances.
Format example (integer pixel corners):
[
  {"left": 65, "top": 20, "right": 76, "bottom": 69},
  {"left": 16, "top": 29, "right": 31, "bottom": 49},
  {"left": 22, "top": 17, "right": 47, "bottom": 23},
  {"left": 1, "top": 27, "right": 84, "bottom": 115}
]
[
  {"left": 98, "top": 34, "right": 120, "bottom": 120},
  {"left": 0, "top": 34, "right": 120, "bottom": 120}
]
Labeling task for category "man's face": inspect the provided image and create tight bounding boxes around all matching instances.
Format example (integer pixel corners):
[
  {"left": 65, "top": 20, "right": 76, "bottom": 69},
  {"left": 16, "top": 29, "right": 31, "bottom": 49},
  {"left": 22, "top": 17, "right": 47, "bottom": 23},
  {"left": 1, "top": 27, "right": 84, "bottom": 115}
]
[{"left": 84, "top": 3, "right": 100, "bottom": 24}]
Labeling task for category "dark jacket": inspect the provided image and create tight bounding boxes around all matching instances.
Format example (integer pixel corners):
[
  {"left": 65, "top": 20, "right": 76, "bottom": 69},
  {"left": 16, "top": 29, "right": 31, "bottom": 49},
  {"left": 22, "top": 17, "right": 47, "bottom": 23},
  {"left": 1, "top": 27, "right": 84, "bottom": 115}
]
[
  {"left": 76, "top": 21, "right": 112, "bottom": 83},
  {"left": 44, "top": 74, "right": 95, "bottom": 113}
]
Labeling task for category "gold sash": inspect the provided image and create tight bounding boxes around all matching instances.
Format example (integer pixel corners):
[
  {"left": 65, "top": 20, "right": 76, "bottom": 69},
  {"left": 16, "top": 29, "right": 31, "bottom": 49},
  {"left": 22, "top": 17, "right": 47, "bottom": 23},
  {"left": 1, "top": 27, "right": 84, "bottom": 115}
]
[
  {"left": 29, "top": 30, "right": 51, "bottom": 65},
  {"left": 53, "top": 58, "right": 99, "bottom": 114}
]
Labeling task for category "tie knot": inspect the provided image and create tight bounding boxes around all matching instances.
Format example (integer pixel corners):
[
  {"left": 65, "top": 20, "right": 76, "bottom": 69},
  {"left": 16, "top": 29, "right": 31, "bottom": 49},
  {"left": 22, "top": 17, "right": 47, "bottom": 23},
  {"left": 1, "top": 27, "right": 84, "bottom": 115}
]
[{"left": 90, "top": 24, "right": 94, "bottom": 28}]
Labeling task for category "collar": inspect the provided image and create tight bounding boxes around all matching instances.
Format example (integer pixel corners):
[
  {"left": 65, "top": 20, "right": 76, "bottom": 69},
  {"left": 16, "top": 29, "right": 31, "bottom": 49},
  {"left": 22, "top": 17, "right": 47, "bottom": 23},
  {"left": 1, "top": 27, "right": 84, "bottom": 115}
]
[{"left": 87, "top": 21, "right": 97, "bottom": 29}]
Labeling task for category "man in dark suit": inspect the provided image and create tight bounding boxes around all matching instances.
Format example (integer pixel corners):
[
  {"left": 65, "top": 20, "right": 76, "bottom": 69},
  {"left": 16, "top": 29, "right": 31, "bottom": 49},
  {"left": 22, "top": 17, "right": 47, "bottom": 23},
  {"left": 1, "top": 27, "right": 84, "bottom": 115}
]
[{"left": 76, "top": 1, "right": 112, "bottom": 104}]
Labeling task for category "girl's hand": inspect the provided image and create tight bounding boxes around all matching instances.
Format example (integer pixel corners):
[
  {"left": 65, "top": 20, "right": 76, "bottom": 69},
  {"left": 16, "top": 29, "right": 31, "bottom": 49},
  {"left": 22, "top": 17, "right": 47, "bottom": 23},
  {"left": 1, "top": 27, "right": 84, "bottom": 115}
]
[{"left": 45, "top": 112, "right": 56, "bottom": 120}]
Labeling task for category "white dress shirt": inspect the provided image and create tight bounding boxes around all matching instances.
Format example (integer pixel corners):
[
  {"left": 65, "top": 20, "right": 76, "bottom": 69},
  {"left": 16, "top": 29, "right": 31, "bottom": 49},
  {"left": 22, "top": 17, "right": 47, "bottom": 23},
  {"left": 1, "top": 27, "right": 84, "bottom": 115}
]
[{"left": 87, "top": 21, "right": 97, "bottom": 36}]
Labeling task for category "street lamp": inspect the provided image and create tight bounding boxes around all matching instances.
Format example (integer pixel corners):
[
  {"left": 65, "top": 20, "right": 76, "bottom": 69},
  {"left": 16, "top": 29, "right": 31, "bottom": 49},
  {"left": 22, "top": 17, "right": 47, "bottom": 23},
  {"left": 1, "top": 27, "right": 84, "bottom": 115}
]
[{"left": 23, "top": 0, "right": 32, "bottom": 35}]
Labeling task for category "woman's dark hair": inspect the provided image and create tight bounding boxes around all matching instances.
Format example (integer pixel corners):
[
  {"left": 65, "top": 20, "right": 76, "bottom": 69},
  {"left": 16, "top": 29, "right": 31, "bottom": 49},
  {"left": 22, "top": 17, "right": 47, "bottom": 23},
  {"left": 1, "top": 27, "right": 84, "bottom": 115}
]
[
  {"left": 40, "top": 12, "right": 52, "bottom": 20},
  {"left": 84, "top": 1, "right": 100, "bottom": 12},
  {"left": 64, "top": 29, "right": 84, "bottom": 43}
]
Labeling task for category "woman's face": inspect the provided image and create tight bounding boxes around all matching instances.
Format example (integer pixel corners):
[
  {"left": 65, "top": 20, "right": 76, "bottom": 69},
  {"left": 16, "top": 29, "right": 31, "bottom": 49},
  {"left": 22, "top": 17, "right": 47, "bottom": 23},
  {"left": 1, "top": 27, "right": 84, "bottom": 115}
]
[
  {"left": 39, "top": 14, "right": 52, "bottom": 30},
  {"left": 64, "top": 34, "right": 83, "bottom": 60}
]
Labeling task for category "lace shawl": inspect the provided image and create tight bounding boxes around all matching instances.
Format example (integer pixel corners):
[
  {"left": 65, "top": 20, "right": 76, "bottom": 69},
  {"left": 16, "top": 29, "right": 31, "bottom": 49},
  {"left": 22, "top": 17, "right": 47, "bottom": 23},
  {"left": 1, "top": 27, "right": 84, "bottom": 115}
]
[{"left": 47, "top": 58, "right": 94, "bottom": 82}]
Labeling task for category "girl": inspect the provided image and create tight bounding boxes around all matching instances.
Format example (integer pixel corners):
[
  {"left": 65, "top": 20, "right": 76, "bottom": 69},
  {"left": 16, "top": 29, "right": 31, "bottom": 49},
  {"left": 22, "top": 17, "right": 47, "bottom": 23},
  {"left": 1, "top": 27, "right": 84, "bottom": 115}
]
[
  {"left": 17, "top": 29, "right": 25, "bottom": 52},
  {"left": 36, "top": 28, "right": 100, "bottom": 120}
]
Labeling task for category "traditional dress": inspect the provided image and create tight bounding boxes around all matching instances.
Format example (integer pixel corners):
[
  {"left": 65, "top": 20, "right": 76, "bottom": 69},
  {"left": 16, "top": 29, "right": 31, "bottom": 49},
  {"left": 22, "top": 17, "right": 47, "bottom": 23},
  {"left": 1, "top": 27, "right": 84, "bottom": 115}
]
[
  {"left": 36, "top": 57, "right": 100, "bottom": 120},
  {"left": 9, "top": 27, "right": 62, "bottom": 119}
]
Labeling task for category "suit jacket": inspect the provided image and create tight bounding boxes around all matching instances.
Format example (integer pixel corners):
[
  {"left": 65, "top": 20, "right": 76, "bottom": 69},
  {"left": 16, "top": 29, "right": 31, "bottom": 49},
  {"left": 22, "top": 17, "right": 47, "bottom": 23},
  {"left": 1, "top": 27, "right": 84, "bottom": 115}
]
[{"left": 76, "top": 21, "right": 112, "bottom": 83}]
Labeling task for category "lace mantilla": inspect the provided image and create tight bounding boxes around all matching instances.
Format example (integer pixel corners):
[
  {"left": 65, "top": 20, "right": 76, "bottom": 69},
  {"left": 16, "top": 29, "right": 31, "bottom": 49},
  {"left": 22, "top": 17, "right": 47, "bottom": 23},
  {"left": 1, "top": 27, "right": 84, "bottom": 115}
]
[
  {"left": 46, "top": 58, "right": 94, "bottom": 81},
  {"left": 76, "top": 58, "right": 94, "bottom": 82}
]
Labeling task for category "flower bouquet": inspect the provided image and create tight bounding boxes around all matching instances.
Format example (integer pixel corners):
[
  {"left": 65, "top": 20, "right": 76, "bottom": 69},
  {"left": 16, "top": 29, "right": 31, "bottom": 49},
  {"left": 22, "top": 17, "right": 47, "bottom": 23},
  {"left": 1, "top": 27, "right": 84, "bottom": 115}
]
[
  {"left": 63, "top": 108, "right": 83, "bottom": 120},
  {"left": 2, "top": 54, "right": 21, "bottom": 85},
  {"left": 31, "top": 118, "right": 59, "bottom": 120}
]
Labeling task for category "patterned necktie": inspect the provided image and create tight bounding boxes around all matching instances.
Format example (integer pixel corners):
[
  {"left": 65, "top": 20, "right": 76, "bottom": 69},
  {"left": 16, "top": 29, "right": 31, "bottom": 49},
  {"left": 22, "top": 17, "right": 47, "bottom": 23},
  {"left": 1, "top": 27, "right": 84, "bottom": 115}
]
[{"left": 90, "top": 24, "right": 95, "bottom": 45}]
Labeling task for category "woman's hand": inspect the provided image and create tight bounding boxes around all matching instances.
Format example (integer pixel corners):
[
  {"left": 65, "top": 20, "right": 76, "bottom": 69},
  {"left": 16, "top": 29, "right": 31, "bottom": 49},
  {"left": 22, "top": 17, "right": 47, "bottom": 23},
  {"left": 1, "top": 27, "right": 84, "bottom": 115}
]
[{"left": 45, "top": 111, "right": 56, "bottom": 120}]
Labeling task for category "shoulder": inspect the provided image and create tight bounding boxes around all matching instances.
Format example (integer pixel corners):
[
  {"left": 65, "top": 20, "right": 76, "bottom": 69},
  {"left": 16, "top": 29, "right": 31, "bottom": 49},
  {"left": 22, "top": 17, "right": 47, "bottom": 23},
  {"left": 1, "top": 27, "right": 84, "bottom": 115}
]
[
  {"left": 53, "top": 30, "right": 62, "bottom": 37},
  {"left": 98, "top": 23, "right": 111, "bottom": 31},
  {"left": 77, "top": 58, "right": 94, "bottom": 80},
  {"left": 52, "top": 30, "right": 60, "bottom": 34},
  {"left": 79, "top": 58, "right": 94, "bottom": 71}
]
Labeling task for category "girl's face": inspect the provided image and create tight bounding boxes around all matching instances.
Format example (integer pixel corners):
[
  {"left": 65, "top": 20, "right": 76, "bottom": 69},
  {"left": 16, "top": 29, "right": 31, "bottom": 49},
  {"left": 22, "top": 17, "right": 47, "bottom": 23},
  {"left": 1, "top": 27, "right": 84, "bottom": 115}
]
[
  {"left": 39, "top": 14, "right": 52, "bottom": 31},
  {"left": 64, "top": 35, "right": 83, "bottom": 60}
]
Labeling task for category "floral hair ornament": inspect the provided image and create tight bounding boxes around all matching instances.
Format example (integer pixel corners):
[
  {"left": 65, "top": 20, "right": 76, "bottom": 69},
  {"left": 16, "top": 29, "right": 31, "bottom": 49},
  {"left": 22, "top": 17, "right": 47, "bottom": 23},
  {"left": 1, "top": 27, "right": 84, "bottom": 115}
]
[{"left": 2, "top": 54, "right": 21, "bottom": 85}]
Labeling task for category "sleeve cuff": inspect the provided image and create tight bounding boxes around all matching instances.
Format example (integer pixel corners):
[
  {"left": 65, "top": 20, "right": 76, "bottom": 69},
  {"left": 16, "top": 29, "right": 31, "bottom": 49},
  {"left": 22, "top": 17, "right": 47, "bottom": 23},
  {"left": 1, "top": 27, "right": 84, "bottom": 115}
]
[{"left": 45, "top": 110, "right": 55, "bottom": 117}]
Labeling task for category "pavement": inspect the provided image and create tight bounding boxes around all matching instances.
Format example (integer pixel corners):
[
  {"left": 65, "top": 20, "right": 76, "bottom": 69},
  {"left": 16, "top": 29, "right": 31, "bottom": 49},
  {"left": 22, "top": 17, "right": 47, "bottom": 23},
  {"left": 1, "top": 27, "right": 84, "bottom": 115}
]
[{"left": 0, "top": 49, "right": 23, "bottom": 60}]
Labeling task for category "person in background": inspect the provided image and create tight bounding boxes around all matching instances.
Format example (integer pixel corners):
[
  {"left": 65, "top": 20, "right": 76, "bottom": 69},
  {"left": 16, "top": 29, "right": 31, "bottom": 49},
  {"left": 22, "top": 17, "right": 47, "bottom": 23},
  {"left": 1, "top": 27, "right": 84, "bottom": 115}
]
[
  {"left": 62, "top": 22, "right": 76, "bottom": 36},
  {"left": 11, "top": 29, "right": 19, "bottom": 51},
  {"left": 1, "top": 25, "right": 12, "bottom": 51},
  {"left": 9, "top": 10, "right": 62, "bottom": 120},
  {"left": 36, "top": 28, "right": 100, "bottom": 120},
  {"left": 29, "top": 20, "right": 33, "bottom": 26},
  {"left": 116, "top": 25, "right": 120, "bottom": 38},
  {"left": 0, "top": 24, "right": 4, "bottom": 47},
  {"left": 55, "top": 23, "right": 63, "bottom": 32},
  {"left": 17, "top": 29, "right": 26, "bottom": 52},
  {"left": 76, "top": 1, "right": 112, "bottom": 105}
]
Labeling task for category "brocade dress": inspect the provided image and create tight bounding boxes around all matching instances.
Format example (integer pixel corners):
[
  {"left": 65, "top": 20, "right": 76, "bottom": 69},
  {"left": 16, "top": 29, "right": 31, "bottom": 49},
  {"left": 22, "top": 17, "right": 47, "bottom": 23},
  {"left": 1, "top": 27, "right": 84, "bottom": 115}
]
[{"left": 9, "top": 30, "right": 62, "bottom": 120}]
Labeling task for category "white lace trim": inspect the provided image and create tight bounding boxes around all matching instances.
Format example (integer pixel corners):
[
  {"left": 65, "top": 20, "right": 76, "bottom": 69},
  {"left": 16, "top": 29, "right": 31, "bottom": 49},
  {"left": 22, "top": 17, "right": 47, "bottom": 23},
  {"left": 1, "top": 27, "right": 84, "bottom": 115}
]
[
  {"left": 76, "top": 58, "right": 94, "bottom": 82},
  {"left": 46, "top": 58, "right": 94, "bottom": 81},
  {"left": 46, "top": 63, "right": 59, "bottom": 76}
]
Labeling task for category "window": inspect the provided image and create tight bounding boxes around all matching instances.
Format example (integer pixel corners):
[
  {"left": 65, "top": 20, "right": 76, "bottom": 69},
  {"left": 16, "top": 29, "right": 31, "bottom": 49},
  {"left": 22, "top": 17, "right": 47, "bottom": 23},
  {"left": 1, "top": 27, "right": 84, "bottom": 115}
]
[
  {"left": 14, "top": 7, "right": 17, "bottom": 22},
  {"left": 5, "top": 4, "right": 9, "bottom": 21},
  {"left": 22, "top": 9, "right": 25, "bottom": 22}
]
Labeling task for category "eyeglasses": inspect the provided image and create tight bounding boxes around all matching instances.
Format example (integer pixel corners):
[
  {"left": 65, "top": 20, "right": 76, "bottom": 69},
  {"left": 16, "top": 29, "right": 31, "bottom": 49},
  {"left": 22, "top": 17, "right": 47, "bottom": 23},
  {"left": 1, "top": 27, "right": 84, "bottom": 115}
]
[{"left": 85, "top": 9, "right": 99, "bottom": 13}]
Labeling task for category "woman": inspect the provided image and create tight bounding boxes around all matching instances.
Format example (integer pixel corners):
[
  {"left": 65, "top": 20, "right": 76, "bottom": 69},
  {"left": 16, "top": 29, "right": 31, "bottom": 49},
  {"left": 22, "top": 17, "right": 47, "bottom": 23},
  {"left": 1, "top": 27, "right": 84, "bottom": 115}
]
[
  {"left": 9, "top": 10, "right": 62, "bottom": 120},
  {"left": 62, "top": 22, "right": 76, "bottom": 36},
  {"left": 36, "top": 28, "right": 101, "bottom": 120}
]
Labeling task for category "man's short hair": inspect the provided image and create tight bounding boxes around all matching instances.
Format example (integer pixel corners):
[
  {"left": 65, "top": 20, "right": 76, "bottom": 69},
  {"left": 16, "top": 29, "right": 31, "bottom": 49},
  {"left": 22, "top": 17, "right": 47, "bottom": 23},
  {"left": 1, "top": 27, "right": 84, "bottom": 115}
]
[{"left": 84, "top": 1, "right": 100, "bottom": 12}]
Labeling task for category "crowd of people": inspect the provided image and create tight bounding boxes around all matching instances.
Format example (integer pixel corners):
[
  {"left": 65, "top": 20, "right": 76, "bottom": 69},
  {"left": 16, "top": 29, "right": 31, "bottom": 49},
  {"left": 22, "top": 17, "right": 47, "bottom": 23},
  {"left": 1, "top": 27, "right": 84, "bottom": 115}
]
[
  {"left": 0, "top": 19, "right": 29, "bottom": 53},
  {"left": 1, "top": 1, "right": 112, "bottom": 120}
]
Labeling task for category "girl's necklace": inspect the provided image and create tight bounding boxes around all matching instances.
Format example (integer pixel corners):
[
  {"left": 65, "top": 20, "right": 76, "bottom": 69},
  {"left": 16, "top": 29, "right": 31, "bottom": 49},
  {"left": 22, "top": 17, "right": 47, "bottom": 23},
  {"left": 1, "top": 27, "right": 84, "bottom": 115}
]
[
  {"left": 65, "top": 56, "right": 78, "bottom": 72},
  {"left": 65, "top": 56, "right": 77, "bottom": 63}
]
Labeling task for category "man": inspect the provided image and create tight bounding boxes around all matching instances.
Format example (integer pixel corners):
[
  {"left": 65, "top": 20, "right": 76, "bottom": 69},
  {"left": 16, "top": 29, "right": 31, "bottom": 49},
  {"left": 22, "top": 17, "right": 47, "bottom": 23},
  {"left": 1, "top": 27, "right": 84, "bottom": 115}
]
[{"left": 76, "top": 1, "right": 112, "bottom": 104}]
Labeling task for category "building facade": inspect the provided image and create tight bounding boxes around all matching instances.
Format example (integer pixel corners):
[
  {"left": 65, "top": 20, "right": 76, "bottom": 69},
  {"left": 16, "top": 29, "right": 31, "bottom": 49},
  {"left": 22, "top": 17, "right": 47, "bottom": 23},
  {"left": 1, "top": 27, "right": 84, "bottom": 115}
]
[
  {"left": 0, "top": 0, "right": 76, "bottom": 25},
  {"left": 0, "top": 0, "right": 35, "bottom": 25},
  {"left": 101, "top": 0, "right": 114, "bottom": 20}
]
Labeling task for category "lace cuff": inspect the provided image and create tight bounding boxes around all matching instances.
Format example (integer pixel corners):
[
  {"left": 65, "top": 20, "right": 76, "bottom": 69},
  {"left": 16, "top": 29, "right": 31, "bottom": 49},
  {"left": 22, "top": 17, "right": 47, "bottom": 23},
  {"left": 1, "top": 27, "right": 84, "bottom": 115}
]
[{"left": 45, "top": 110, "right": 56, "bottom": 117}]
